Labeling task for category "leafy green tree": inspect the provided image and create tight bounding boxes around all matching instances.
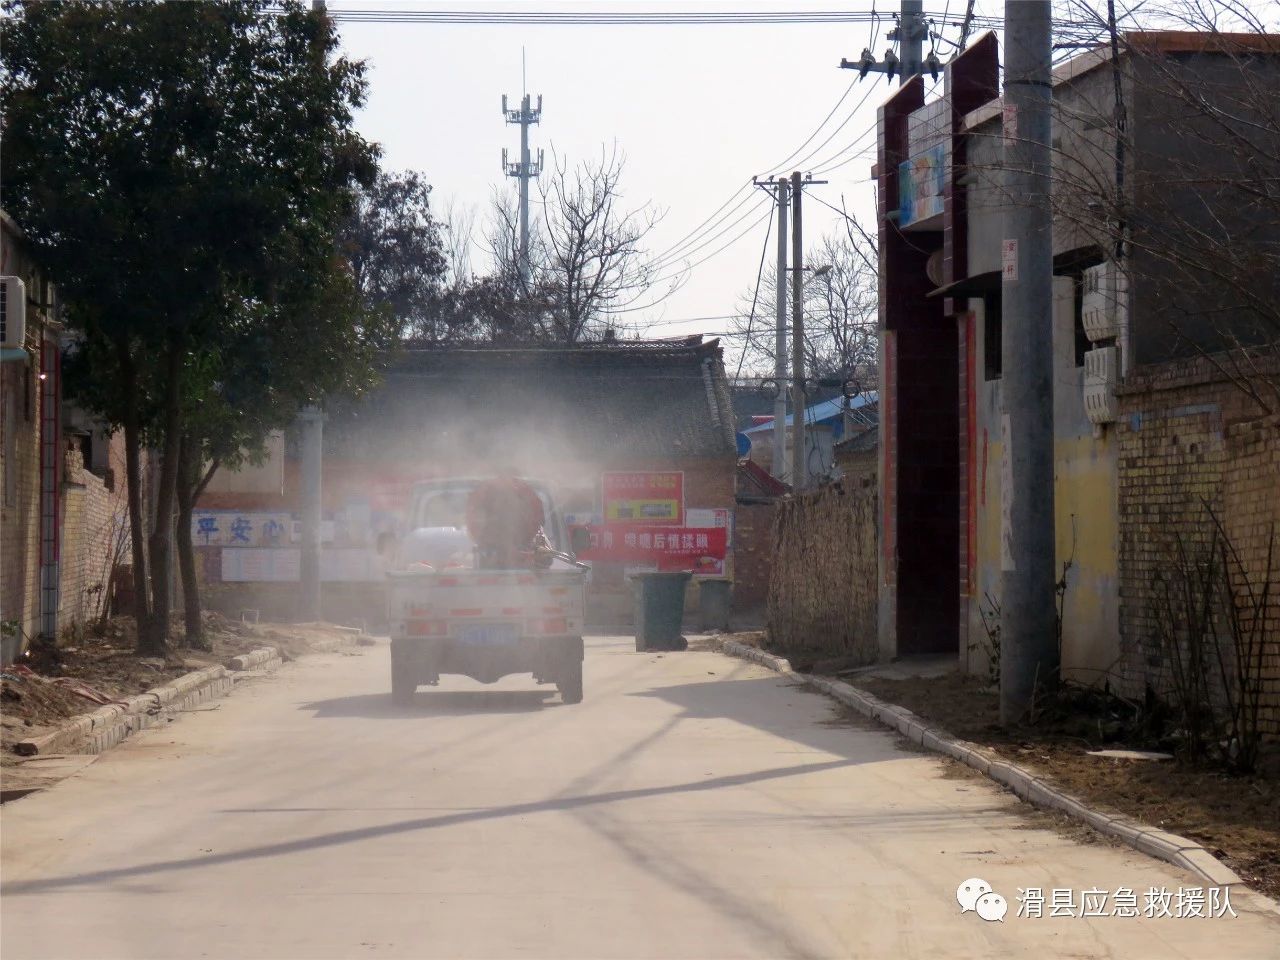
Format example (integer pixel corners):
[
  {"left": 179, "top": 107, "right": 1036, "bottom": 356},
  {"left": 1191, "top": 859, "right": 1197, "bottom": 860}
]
[
  {"left": 2, "top": 0, "right": 378, "bottom": 652},
  {"left": 344, "top": 170, "right": 449, "bottom": 342}
]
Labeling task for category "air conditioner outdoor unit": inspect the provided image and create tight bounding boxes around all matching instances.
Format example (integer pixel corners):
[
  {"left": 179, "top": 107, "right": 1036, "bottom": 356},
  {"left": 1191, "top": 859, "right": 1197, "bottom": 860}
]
[
  {"left": 0, "top": 276, "right": 27, "bottom": 351},
  {"left": 1081, "top": 261, "right": 1124, "bottom": 342},
  {"left": 1083, "top": 345, "right": 1119, "bottom": 425}
]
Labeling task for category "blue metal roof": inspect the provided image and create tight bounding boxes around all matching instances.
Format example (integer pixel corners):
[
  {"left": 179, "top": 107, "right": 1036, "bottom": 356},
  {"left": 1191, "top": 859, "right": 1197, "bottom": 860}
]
[{"left": 742, "top": 391, "right": 878, "bottom": 437}]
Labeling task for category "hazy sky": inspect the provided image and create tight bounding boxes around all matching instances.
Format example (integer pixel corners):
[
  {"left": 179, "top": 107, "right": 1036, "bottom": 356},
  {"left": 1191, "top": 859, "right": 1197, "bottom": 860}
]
[{"left": 332, "top": 2, "right": 979, "bottom": 358}]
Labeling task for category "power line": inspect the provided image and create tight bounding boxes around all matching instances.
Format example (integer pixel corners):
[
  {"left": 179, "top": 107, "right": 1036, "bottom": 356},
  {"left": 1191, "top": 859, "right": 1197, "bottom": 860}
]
[
  {"left": 604, "top": 204, "right": 776, "bottom": 316},
  {"left": 329, "top": 9, "right": 1007, "bottom": 25},
  {"left": 650, "top": 194, "right": 771, "bottom": 271},
  {"left": 734, "top": 209, "right": 775, "bottom": 381},
  {"left": 647, "top": 86, "right": 881, "bottom": 271}
]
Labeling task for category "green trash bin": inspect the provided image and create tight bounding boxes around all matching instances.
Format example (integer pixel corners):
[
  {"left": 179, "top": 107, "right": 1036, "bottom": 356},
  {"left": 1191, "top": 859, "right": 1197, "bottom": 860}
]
[
  {"left": 633, "top": 571, "right": 691, "bottom": 652},
  {"left": 697, "top": 578, "right": 732, "bottom": 632}
]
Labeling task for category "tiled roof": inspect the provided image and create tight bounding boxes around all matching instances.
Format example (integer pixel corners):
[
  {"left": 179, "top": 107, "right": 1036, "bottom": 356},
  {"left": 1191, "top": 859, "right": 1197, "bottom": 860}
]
[{"left": 324, "top": 339, "right": 738, "bottom": 463}]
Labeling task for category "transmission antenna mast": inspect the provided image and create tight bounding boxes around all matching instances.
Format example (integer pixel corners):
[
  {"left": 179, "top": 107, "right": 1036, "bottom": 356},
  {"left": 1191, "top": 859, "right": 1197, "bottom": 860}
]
[{"left": 501, "top": 92, "right": 544, "bottom": 291}]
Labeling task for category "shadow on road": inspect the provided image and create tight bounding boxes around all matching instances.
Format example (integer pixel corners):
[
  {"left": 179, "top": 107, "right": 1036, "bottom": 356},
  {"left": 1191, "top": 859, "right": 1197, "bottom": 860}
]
[
  {"left": 629, "top": 673, "right": 899, "bottom": 764},
  {"left": 300, "top": 689, "right": 559, "bottom": 718}
]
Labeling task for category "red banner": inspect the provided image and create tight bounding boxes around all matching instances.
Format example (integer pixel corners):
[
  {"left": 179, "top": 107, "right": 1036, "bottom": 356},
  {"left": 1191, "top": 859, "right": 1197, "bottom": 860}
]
[{"left": 571, "top": 523, "right": 726, "bottom": 571}]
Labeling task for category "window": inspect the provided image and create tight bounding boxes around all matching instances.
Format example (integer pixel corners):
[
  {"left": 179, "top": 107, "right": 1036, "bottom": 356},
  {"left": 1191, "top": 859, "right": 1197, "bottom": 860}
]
[
  {"left": 983, "top": 291, "right": 1002, "bottom": 381},
  {"left": 1071, "top": 273, "right": 1092, "bottom": 366}
]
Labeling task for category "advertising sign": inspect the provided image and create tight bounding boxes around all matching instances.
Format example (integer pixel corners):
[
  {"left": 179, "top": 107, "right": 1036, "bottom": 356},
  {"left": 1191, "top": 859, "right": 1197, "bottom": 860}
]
[
  {"left": 898, "top": 142, "right": 947, "bottom": 227},
  {"left": 570, "top": 523, "right": 726, "bottom": 573},
  {"left": 687, "top": 507, "right": 731, "bottom": 578},
  {"left": 192, "top": 510, "right": 292, "bottom": 547},
  {"left": 601, "top": 471, "right": 684, "bottom": 525}
]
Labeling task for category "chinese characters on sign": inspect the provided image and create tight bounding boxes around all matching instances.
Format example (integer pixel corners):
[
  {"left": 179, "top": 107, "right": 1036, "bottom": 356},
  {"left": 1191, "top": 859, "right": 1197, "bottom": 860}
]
[
  {"left": 601, "top": 471, "right": 684, "bottom": 526},
  {"left": 1002, "top": 238, "right": 1019, "bottom": 282},
  {"left": 569, "top": 523, "right": 726, "bottom": 572},
  {"left": 191, "top": 511, "right": 291, "bottom": 547}
]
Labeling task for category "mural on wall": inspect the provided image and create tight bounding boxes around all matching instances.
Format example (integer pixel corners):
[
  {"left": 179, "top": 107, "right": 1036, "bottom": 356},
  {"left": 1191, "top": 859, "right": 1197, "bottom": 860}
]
[{"left": 898, "top": 142, "right": 947, "bottom": 227}]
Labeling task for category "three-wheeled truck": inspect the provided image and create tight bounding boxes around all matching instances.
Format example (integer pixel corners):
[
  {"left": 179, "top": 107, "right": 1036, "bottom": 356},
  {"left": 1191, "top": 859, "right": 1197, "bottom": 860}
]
[{"left": 385, "top": 477, "right": 588, "bottom": 705}]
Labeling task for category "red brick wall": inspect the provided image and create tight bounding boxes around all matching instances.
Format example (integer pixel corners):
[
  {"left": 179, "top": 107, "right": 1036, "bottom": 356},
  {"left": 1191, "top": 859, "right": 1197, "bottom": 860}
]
[
  {"left": 732, "top": 501, "right": 777, "bottom": 613},
  {"left": 198, "top": 451, "right": 739, "bottom": 627}
]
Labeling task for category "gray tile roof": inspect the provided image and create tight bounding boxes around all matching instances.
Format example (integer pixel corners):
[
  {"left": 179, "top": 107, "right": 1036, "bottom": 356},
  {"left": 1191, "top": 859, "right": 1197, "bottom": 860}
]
[{"left": 324, "top": 339, "right": 738, "bottom": 463}]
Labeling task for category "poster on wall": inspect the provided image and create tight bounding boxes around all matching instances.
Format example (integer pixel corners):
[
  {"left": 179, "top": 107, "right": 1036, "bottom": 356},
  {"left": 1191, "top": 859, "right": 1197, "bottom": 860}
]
[
  {"left": 601, "top": 471, "right": 684, "bottom": 525},
  {"left": 898, "top": 142, "right": 947, "bottom": 227},
  {"left": 687, "top": 507, "right": 732, "bottom": 578}
]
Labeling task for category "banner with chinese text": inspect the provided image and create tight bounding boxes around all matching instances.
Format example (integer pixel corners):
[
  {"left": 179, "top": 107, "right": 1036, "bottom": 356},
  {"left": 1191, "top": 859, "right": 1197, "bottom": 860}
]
[{"left": 570, "top": 523, "right": 726, "bottom": 572}]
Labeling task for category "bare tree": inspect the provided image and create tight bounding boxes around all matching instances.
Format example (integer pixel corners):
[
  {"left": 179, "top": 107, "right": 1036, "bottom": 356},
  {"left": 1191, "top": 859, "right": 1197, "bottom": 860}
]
[
  {"left": 475, "top": 145, "right": 667, "bottom": 343},
  {"left": 440, "top": 195, "right": 478, "bottom": 286},
  {"left": 536, "top": 144, "right": 666, "bottom": 342},
  {"left": 1030, "top": 5, "right": 1280, "bottom": 409},
  {"left": 730, "top": 227, "right": 879, "bottom": 387}
]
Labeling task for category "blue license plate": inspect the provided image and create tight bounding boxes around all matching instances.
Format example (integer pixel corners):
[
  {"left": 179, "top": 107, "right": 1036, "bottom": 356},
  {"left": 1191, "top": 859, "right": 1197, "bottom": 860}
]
[{"left": 458, "top": 623, "right": 518, "bottom": 645}]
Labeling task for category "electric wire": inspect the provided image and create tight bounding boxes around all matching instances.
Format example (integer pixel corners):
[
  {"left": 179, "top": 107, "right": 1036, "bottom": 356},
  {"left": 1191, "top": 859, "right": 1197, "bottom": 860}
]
[{"left": 733, "top": 209, "right": 775, "bottom": 381}]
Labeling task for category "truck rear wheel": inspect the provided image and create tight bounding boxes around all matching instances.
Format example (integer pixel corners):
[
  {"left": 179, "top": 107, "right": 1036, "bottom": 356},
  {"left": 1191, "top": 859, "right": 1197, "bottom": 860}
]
[
  {"left": 557, "top": 660, "right": 583, "bottom": 705},
  {"left": 391, "top": 649, "right": 417, "bottom": 706}
]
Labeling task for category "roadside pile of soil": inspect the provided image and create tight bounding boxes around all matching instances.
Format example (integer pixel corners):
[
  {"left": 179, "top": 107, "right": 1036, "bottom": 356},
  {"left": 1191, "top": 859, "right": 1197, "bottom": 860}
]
[{"left": 850, "top": 671, "right": 1280, "bottom": 900}]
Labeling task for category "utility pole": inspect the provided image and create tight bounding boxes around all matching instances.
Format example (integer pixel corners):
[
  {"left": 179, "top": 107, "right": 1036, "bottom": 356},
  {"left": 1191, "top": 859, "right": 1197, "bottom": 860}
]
[
  {"left": 1000, "top": 0, "right": 1058, "bottom": 723},
  {"left": 774, "top": 176, "right": 790, "bottom": 483},
  {"left": 839, "top": 0, "right": 938, "bottom": 85},
  {"left": 502, "top": 92, "right": 543, "bottom": 290},
  {"left": 298, "top": 404, "right": 324, "bottom": 622},
  {"left": 790, "top": 171, "right": 806, "bottom": 491}
]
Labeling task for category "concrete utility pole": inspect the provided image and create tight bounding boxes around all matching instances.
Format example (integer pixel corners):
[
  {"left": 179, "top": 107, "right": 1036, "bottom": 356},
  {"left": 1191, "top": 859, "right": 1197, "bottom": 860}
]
[
  {"left": 298, "top": 404, "right": 324, "bottom": 622},
  {"left": 839, "top": 0, "right": 937, "bottom": 86},
  {"left": 502, "top": 92, "right": 544, "bottom": 290},
  {"left": 999, "top": 0, "right": 1058, "bottom": 723},
  {"left": 774, "top": 176, "right": 790, "bottom": 483},
  {"left": 790, "top": 171, "right": 806, "bottom": 491}
]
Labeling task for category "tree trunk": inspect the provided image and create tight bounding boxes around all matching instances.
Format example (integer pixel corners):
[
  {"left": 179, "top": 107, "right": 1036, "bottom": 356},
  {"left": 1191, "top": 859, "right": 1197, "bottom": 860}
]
[
  {"left": 176, "top": 437, "right": 219, "bottom": 651},
  {"left": 142, "top": 334, "right": 185, "bottom": 655},
  {"left": 115, "top": 336, "right": 152, "bottom": 638},
  {"left": 175, "top": 433, "right": 203, "bottom": 649}
]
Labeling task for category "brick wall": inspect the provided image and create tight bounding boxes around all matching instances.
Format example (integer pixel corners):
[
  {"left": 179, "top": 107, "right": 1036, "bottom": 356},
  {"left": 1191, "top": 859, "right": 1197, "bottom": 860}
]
[
  {"left": 1116, "top": 354, "right": 1279, "bottom": 734},
  {"left": 766, "top": 472, "right": 880, "bottom": 665},
  {"left": 58, "top": 435, "right": 128, "bottom": 635},
  {"left": 0, "top": 349, "right": 41, "bottom": 655},
  {"left": 731, "top": 500, "right": 777, "bottom": 613}
]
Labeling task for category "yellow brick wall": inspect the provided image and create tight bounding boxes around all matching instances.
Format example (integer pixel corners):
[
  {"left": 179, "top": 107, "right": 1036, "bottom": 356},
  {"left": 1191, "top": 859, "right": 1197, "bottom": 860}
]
[
  {"left": 1116, "top": 354, "right": 1280, "bottom": 734},
  {"left": 0, "top": 349, "right": 41, "bottom": 651}
]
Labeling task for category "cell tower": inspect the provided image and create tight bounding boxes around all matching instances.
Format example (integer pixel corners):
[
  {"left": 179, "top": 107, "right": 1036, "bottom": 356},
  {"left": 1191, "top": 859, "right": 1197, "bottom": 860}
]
[{"left": 501, "top": 91, "right": 543, "bottom": 290}]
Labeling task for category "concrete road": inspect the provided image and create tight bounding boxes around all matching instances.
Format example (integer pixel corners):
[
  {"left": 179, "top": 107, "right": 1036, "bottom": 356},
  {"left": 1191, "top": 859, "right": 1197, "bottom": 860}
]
[{"left": 2, "top": 637, "right": 1278, "bottom": 959}]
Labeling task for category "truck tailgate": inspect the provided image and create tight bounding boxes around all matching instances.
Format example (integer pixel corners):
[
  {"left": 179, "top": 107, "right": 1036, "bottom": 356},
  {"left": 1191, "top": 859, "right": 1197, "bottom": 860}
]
[{"left": 387, "top": 569, "right": 586, "bottom": 640}]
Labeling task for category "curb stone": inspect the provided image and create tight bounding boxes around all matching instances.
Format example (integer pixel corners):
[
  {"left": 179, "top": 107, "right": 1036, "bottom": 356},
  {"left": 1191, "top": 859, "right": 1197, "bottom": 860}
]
[
  {"left": 719, "top": 639, "right": 1249, "bottom": 890},
  {"left": 12, "top": 628, "right": 364, "bottom": 759}
]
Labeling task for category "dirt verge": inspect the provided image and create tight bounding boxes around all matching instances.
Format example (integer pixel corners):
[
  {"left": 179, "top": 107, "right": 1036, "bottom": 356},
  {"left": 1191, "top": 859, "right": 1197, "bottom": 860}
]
[
  {"left": 849, "top": 671, "right": 1280, "bottom": 900},
  {"left": 1, "top": 614, "right": 355, "bottom": 756}
]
